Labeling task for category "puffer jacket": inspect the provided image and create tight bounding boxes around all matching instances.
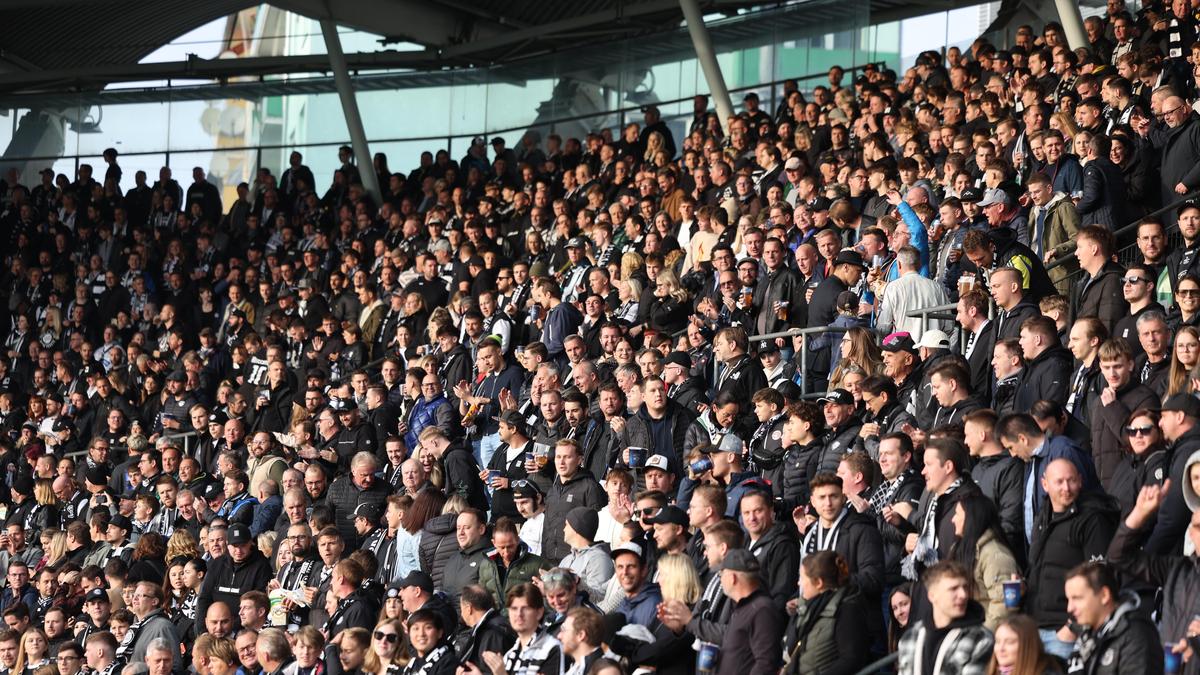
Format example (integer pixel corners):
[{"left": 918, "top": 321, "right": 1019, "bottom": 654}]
[
  {"left": 779, "top": 440, "right": 823, "bottom": 511},
  {"left": 441, "top": 539, "right": 492, "bottom": 607},
  {"left": 325, "top": 475, "right": 390, "bottom": 549},
  {"left": 896, "top": 603, "right": 993, "bottom": 675},
  {"left": 970, "top": 529, "right": 1020, "bottom": 631},
  {"left": 419, "top": 513, "right": 459, "bottom": 589},
  {"left": 1075, "top": 591, "right": 1162, "bottom": 675},
  {"left": 1073, "top": 260, "right": 1128, "bottom": 335},
  {"left": 542, "top": 472, "right": 607, "bottom": 562}
]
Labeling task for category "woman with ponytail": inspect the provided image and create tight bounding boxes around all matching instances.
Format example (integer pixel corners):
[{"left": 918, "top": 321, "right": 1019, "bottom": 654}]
[{"left": 781, "top": 551, "right": 871, "bottom": 675}]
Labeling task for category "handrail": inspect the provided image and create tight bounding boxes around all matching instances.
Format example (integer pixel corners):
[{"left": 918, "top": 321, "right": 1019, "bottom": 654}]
[
  {"left": 1046, "top": 190, "right": 1200, "bottom": 272},
  {"left": 749, "top": 324, "right": 885, "bottom": 394},
  {"left": 852, "top": 652, "right": 898, "bottom": 675},
  {"left": 0, "top": 64, "right": 879, "bottom": 166}
]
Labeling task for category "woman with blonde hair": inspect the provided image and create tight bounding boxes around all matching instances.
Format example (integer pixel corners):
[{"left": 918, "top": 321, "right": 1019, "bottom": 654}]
[
  {"left": 204, "top": 637, "right": 239, "bottom": 675},
  {"left": 644, "top": 269, "right": 691, "bottom": 335},
  {"left": 610, "top": 553, "right": 698, "bottom": 672},
  {"left": 657, "top": 553, "right": 702, "bottom": 606},
  {"left": 615, "top": 277, "right": 642, "bottom": 325},
  {"left": 14, "top": 628, "right": 50, "bottom": 675},
  {"left": 987, "top": 614, "right": 1062, "bottom": 675},
  {"left": 29, "top": 479, "right": 60, "bottom": 533},
  {"left": 1048, "top": 111, "right": 1080, "bottom": 140},
  {"left": 619, "top": 251, "right": 644, "bottom": 282},
  {"left": 165, "top": 529, "right": 201, "bottom": 563},
  {"left": 1168, "top": 326, "right": 1200, "bottom": 398},
  {"left": 643, "top": 131, "right": 666, "bottom": 165},
  {"left": 364, "top": 618, "right": 408, "bottom": 673}
]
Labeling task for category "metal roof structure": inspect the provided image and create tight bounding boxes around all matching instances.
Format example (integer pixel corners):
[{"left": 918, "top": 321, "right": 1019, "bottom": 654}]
[{"left": 0, "top": 0, "right": 984, "bottom": 108}]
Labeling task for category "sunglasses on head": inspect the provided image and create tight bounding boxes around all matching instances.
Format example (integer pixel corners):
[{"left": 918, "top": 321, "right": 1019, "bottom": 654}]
[{"left": 1124, "top": 425, "right": 1156, "bottom": 437}]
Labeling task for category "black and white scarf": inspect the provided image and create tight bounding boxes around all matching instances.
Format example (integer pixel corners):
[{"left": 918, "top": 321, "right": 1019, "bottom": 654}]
[
  {"left": 868, "top": 469, "right": 913, "bottom": 516},
  {"left": 901, "top": 477, "right": 964, "bottom": 580},
  {"left": 403, "top": 645, "right": 451, "bottom": 675},
  {"left": 801, "top": 507, "right": 849, "bottom": 560}
]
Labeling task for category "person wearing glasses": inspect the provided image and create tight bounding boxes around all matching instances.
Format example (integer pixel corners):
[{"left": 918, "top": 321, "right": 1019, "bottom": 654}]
[
  {"left": 364, "top": 618, "right": 405, "bottom": 674},
  {"left": 53, "top": 641, "right": 82, "bottom": 675},
  {"left": 1114, "top": 263, "right": 1166, "bottom": 358}
]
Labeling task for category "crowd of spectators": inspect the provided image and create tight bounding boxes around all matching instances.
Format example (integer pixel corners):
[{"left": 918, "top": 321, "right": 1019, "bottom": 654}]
[{"left": 8, "top": 2, "right": 1200, "bottom": 675}]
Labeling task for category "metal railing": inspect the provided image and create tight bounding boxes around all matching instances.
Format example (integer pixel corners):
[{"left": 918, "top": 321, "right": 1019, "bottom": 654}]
[
  {"left": 749, "top": 324, "right": 884, "bottom": 395},
  {"left": 1046, "top": 190, "right": 1200, "bottom": 284},
  {"left": 852, "top": 652, "right": 898, "bottom": 675}
]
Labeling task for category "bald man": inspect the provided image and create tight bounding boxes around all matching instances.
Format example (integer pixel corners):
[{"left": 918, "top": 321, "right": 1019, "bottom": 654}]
[
  {"left": 1024, "top": 458, "right": 1118, "bottom": 659},
  {"left": 1158, "top": 95, "right": 1200, "bottom": 209}
]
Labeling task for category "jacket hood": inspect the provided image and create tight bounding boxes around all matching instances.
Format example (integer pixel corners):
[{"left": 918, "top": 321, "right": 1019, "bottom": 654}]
[
  {"left": 1183, "top": 449, "right": 1200, "bottom": 512},
  {"left": 987, "top": 226, "right": 1019, "bottom": 253},
  {"left": 423, "top": 512, "right": 458, "bottom": 535}
]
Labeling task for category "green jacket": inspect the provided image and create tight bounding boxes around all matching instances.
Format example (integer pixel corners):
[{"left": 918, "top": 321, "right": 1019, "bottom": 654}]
[
  {"left": 1031, "top": 193, "right": 1080, "bottom": 293},
  {"left": 478, "top": 546, "right": 548, "bottom": 610}
]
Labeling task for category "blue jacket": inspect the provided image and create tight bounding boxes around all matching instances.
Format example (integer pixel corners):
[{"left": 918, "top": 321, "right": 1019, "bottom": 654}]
[
  {"left": 892, "top": 203, "right": 930, "bottom": 278},
  {"left": 1028, "top": 433, "right": 1101, "bottom": 518},
  {"left": 406, "top": 394, "right": 450, "bottom": 449},
  {"left": 540, "top": 301, "right": 583, "bottom": 362},
  {"left": 617, "top": 582, "right": 663, "bottom": 628},
  {"left": 250, "top": 494, "right": 282, "bottom": 537}
]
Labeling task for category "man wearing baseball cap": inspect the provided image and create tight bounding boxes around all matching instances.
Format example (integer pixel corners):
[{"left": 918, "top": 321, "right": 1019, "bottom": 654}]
[
  {"left": 715, "top": 549, "right": 783, "bottom": 675},
  {"left": 196, "top": 523, "right": 273, "bottom": 630},
  {"left": 1140, "top": 394, "right": 1200, "bottom": 553},
  {"left": 74, "top": 588, "right": 112, "bottom": 645},
  {"left": 815, "top": 389, "right": 862, "bottom": 474}
]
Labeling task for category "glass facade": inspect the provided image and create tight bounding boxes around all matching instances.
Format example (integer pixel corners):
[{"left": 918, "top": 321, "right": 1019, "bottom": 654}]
[{"left": 0, "top": 0, "right": 902, "bottom": 199}]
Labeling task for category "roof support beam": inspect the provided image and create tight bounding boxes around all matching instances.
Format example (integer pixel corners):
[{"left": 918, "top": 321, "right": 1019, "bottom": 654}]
[{"left": 321, "top": 19, "right": 380, "bottom": 203}]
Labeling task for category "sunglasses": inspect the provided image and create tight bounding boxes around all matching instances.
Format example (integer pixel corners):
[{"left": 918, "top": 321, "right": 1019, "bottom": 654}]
[
  {"left": 373, "top": 631, "right": 399, "bottom": 643},
  {"left": 1182, "top": 289, "right": 1200, "bottom": 298},
  {"left": 1124, "top": 425, "right": 1156, "bottom": 437},
  {"left": 1121, "top": 277, "right": 1149, "bottom": 285}
]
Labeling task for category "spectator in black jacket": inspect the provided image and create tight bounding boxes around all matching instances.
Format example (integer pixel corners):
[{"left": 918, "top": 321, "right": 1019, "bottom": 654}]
[
  {"left": 963, "top": 409, "right": 1025, "bottom": 553},
  {"left": 1090, "top": 339, "right": 1159, "bottom": 500},
  {"left": 1073, "top": 225, "right": 1129, "bottom": 336},
  {"left": 325, "top": 452, "right": 391, "bottom": 549},
  {"left": 988, "top": 268, "right": 1040, "bottom": 342},
  {"left": 742, "top": 489, "right": 798, "bottom": 614},
  {"left": 542, "top": 439, "right": 607, "bottom": 562},
  {"left": 195, "top": 524, "right": 274, "bottom": 632},
  {"left": 714, "top": 548, "right": 784, "bottom": 675},
  {"left": 794, "top": 472, "right": 885, "bottom": 642},
  {"left": 712, "top": 327, "right": 768, "bottom": 428},
  {"left": 455, "top": 584, "right": 516, "bottom": 668},
  {"left": 1064, "top": 562, "right": 1162, "bottom": 675},
  {"left": 1024, "top": 459, "right": 1119, "bottom": 660},
  {"left": 1014, "top": 316, "right": 1072, "bottom": 412},
  {"left": 418, "top": 427, "right": 488, "bottom": 514},
  {"left": 1144, "top": 394, "right": 1200, "bottom": 554}
]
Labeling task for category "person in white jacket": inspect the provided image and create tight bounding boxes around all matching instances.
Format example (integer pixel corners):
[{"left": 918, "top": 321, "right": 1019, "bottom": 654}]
[{"left": 875, "top": 246, "right": 952, "bottom": 341}]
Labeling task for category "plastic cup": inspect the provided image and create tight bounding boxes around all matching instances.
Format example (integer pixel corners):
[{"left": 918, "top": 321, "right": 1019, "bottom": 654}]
[
  {"left": 697, "top": 643, "right": 720, "bottom": 670},
  {"left": 1002, "top": 581, "right": 1021, "bottom": 609},
  {"left": 1166, "top": 643, "right": 1183, "bottom": 675},
  {"left": 628, "top": 447, "right": 647, "bottom": 468}
]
